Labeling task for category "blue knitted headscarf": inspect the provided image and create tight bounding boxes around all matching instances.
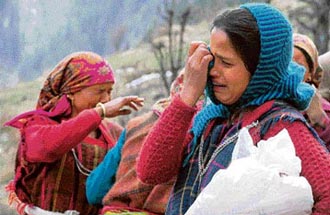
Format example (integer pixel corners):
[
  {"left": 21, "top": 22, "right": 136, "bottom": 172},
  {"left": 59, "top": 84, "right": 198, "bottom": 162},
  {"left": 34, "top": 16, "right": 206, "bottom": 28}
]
[{"left": 185, "top": 3, "right": 314, "bottom": 164}]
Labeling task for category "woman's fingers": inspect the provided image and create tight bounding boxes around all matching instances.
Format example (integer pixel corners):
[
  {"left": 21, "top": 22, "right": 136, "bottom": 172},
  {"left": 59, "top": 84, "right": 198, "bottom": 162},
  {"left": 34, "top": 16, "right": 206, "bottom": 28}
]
[
  {"left": 188, "top": 41, "right": 207, "bottom": 57},
  {"left": 102, "top": 96, "right": 144, "bottom": 118},
  {"left": 131, "top": 97, "right": 144, "bottom": 107},
  {"left": 118, "top": 108, "right": 132, "bottom": 115},
  {"left": 201, "top": 54, "right": 214, "bottom": 69},
  {"left": 127, "top": 102, "right": 139, "bottom": 111},
  {"left": 187, "top": 43, "right": 212, "bottom": 73},
  {"left": 122, "top": 96, "right": 144, "bottom": 111},
  {"left": 180, "top": 43, "right": 212, "bottom": 106}
]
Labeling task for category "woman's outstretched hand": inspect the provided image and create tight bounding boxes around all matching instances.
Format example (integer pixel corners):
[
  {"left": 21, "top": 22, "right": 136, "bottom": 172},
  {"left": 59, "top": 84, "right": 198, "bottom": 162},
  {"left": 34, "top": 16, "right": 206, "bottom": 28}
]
[{"left": 95, "top": 96, "right": 144, "bottom": 118}]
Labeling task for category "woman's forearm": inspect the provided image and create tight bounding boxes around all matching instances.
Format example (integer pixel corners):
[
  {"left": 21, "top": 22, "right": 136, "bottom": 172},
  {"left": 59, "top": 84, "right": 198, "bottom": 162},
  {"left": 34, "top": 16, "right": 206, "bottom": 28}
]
[{"left": 24, "top": 109, "right": 102, "bottom": 162}]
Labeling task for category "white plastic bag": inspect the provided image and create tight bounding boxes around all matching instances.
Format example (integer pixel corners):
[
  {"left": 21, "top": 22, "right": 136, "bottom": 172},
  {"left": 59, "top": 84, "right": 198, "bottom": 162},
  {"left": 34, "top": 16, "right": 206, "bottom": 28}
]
[
  {"left": 185, "top": 128, "right": 314, "bottom": 215},
  {"left": 25, "top": 206, "right": 80, "bottom": 215}
]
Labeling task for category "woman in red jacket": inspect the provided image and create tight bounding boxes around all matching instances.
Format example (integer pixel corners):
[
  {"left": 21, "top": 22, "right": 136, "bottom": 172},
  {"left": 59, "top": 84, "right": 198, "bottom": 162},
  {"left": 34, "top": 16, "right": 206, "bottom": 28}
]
[
  {"left": 137, "top": 3, "right": 330, "bottom": 215},
  {"left": 4, "top": 51, "right": 143, "bottom": 215}
]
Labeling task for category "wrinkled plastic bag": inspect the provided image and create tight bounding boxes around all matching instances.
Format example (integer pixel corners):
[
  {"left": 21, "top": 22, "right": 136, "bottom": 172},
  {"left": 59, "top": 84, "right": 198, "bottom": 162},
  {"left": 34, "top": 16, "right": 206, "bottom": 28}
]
[
  {"left": 25, "top": 206, "right": 80, "bottom": 215},
  {"left": 185, "top": 128, "right": 314, "bottom": 215}
]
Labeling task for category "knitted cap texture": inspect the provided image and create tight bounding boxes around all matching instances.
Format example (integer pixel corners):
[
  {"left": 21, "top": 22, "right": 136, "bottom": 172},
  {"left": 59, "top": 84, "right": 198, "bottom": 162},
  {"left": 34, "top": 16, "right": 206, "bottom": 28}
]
[{"left": 240, "top": 3, "right": 293, "bottom": 99}]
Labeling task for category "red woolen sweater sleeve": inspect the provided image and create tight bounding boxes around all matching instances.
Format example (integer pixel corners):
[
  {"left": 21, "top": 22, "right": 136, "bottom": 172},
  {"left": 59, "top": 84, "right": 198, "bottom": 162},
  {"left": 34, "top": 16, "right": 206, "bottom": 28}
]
[
  {"left": 263, "top": 120, "right": 330, "bottom": 214},
  {"left": 137, "top": 95, "right": 196, "bottom": 184},
  {"left": 24, "top": 109, "right": 102, "bottom": 163}
]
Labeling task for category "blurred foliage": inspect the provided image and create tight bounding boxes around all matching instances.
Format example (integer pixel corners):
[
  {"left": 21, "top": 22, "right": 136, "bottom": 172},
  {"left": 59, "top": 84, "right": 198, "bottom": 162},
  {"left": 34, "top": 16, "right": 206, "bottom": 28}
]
[
  {"left": 288, "top": 0, "right": 330, "bottom": 54},
  {"left": 2, "top": 0, "right": 163, "bottom": 82},
  {"left": 108, "top": 44, "right": 158, "bottom": 72},
  {"left": 1, "top": 0, "right": 285, "bottom": 84},
  {"left": 0, "top": 0, "right": 20, "bottom": 72}
]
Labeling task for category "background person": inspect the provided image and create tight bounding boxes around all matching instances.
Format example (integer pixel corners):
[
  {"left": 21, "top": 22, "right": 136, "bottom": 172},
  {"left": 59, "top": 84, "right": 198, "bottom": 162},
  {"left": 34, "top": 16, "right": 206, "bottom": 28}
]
[
  {"left": 87, "top": 69, "right": 203, "bottom": 215},
  {"left": 293, "top": 33, "right": 330, "bottom": 150},
  {"left": 319, "top": 51, "right": 330, "bottom": 101}
]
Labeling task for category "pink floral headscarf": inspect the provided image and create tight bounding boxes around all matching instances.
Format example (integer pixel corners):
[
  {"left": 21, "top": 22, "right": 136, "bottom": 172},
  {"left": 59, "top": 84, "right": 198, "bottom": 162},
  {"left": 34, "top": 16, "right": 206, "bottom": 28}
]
[{"left": 5, "top": 51, "right": 115, "bottom": 127}]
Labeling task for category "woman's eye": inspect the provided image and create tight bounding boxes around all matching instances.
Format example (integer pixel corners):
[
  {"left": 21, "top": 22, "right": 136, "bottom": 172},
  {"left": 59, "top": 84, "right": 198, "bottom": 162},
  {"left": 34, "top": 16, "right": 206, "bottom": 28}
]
[{"left": 222, "top": 60, "right": 232, "bottom": 66}]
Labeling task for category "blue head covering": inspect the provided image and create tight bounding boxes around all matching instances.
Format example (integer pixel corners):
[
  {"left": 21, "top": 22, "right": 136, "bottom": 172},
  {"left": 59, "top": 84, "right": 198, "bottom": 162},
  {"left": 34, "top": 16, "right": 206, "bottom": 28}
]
[{"left": 184, "top": 3, "right": 314, "bottom": 165}]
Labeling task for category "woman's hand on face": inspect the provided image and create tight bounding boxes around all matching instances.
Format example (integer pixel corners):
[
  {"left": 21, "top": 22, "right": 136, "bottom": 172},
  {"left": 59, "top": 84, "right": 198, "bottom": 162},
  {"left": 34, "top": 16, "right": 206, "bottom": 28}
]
[
  {"left": 180, "top": 41, "right": 213, "bottom": 106},
  {"left": 96, "top": 96, "right": 144, "bottom": 118}
]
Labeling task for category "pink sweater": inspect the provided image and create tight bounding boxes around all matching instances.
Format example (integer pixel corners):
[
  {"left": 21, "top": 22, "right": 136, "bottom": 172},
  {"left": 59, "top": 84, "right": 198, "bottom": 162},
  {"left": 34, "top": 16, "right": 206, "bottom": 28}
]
[{"left": 11, "top": 109, "right": 123, "bottom": 214}]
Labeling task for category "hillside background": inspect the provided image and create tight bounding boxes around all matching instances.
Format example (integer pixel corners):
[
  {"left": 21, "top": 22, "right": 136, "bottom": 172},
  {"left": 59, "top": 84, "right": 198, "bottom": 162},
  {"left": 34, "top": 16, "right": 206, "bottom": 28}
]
[{"left": 1, "top": 0, "right": 329, "bottom": 214}]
